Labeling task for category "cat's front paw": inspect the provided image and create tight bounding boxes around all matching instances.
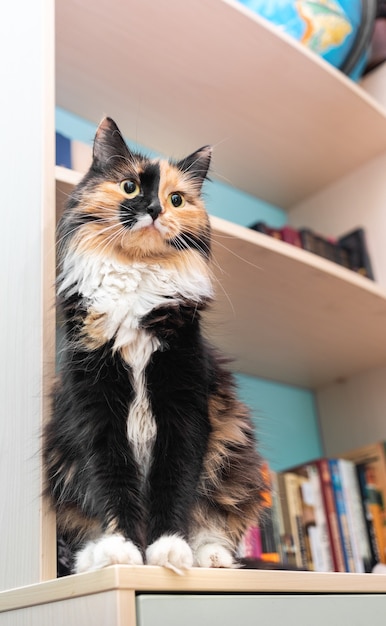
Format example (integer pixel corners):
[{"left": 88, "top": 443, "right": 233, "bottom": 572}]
[
  {"left": 194, "top": 543, "right": 234, "bottom": 568},
  {"left": 146, "top": 534, "right": 193, "bottom": 572},
  {"left": 75, "top": 534, "right": 143, "bottom": 573}
]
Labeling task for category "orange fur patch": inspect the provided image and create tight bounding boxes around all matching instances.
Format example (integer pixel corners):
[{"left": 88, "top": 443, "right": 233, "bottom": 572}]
[{"left": 68, "top": 160, "right": 210, "bottom": 268}]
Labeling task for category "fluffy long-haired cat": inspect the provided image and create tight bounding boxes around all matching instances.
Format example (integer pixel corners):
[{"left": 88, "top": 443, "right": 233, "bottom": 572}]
[{"left": 44, "top": 117, "right": 267, "bottom": 574}]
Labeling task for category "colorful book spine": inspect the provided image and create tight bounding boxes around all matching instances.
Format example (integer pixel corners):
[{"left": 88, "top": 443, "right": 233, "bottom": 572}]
[
  {"left": 339, "top": 458, "right": 373, "bottom": 572},
  {"left": 283, "top": 472, "right": 308, "bottom": 569},
  {"left": 329, "top": 459, "right": 355, "bottom": 572},
  {"left": 304, "top": 464, "right": 334, "bottom": 572},
  {"left": 239, "top": 525, "right": 262, "bottom": 559},
  {"left": 56, "top": 132, "right": 72, "bottom": 168},
  {"left": 314, "top": 459, "right": 345, "bottom": 572},
  {"left": 277, "top": 473, "right": 298, "bottom": 569}
]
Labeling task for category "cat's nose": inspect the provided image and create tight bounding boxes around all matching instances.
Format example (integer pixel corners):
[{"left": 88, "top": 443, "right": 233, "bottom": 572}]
[{"left": 147, "top": 202, "right": 162, "bottom": 220}]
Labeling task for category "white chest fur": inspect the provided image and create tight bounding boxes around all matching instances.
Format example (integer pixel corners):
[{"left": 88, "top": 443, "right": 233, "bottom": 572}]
[
  {"left": 58, "top": 251, "right": 213, "bottom": 470},
  {"left": 59, "top": 252, "right": 212, "bottom": 350}
]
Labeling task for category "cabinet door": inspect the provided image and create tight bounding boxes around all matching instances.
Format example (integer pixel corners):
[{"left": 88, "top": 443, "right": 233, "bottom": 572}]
[{"left": 136, "top": 593, "right": 386, "bottom": 626}]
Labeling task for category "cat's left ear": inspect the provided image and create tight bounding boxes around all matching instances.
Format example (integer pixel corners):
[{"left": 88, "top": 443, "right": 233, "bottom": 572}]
[
  {"left": 176, "top": 146, "right": 212, "bottom": 191},
  {"left": 92, "top": 117, "right": 132, "bottom": 170}
]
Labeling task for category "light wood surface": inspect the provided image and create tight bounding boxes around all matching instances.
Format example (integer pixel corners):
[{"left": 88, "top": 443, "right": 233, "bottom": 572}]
[
  {"left": 0, "top": 591, "right": 135, "bottom": 626},
  {"left": 55, "top": 0, "right": 386, "bottom": 209},
  {"left": 1, "top": 566, "right": 386, "bottom": 614},
  {"left": 56, "top": 166, "right": 386, "bottom": 389}
]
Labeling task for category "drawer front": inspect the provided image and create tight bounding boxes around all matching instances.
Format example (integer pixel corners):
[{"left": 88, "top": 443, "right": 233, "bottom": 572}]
[{"left": 136, "top": 593, "right": 386, "bottom": 626}]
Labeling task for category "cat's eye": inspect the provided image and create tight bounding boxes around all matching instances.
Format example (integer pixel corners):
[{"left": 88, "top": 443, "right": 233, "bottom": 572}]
[
  {"left": 119, "top": 179, "right": 141, "bottom": 199},
  {"left": 168, "top": 192, "right": 185, "bottom": 208}
]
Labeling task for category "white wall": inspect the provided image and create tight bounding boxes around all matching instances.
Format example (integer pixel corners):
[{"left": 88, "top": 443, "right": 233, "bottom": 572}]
[
  {"left": 0, "top": 0, "right": 55, "bottom": 591},
  {"left": 288, "top": 150, "right": 386, "bottom": 289}
]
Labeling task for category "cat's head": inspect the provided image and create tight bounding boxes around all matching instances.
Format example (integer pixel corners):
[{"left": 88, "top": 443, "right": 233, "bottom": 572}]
[{"left": 59, "top": 117, "right": 212, "bottom": 265}]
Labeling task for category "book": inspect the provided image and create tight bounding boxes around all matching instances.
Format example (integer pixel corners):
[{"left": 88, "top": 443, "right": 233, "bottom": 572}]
[
  {"left": 258, "top": 464, "right": 281, "bottom": 563},
  {"left": 276, "top": 473, "right": 299, "bottom": 569},
  {"left": 313, "top": 459, "right": 346, "bottom": 572},
  {"left": 270, "top": 471, "right": 286, "bottom": 564},
  {"left": 56, "top": 131, "right": 72, "bottom": 168},
  {"left": 338, "top": 228, "right": 374, "bottom": 280},
  {"left": 279, "top": 226, "right": 302, "bottom": 248},
  {"left": 356, "top": 462, "right": 383, "bottom": 567},
  {"left": 302, "top": 464, "right": 334, "bottom": 572},
  {"left": 329, "top": 459, "right": 356, "bottom": 572},
  {"left": 279, "top": 472, "right": 308, "bottom": 569},
  {"left": 338, "top": 458, "right": 372, "bottom": 572},
  {"left": 239, "top": 525, "right": 262, "bottom": 559}
]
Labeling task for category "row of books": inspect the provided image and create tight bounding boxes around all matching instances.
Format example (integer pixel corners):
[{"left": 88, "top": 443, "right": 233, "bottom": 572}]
[
  {"left": 239, "top": 441, "right": 386, "bottom": 572},
  {"left": 250, "top": 221, "right": 374, "bottom": 281}
]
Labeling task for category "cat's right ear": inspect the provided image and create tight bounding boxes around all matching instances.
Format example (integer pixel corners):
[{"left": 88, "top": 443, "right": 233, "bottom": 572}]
[{"left": 92, "top": 117, "right": 132, "bottom": 170}]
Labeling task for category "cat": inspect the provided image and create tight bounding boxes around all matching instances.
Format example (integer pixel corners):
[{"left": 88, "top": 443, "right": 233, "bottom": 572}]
[{"left": 44, "top": 117, "right": 267, "bottom": 574}]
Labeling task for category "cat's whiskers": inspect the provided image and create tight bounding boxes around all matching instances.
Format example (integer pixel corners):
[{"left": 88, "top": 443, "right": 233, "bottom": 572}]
[
  {"left": 172, "top": 230, "right": 236, "bottom": 317},
  {"left": 211, "top": 234, "right": 263, "bottom": 273}
]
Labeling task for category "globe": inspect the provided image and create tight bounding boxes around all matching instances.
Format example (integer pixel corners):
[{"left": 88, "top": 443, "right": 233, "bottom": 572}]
[{"left": 237, "top": 0, "right": 376, "bottom": 80}]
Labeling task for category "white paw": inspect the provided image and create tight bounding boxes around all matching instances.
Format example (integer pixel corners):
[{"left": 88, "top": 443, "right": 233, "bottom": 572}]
[
  {"left": 74, "top": 534, "right": 143, "bottom": 573},
  {"left": 194, "top": 543, "right": 234, "bottom": 568},
  {"left": 373, "top": 563, "right": 386, "bottom": 574},
  {"left": 146, "top": 534, "right": 193, "bottom": 572}
]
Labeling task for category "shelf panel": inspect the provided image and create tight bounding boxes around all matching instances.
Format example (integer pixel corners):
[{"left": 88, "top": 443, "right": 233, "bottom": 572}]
[
  {"left": 209, "top": 216, "right": 386, "bottom": 388},
  {"left": 56, "top": 167, "right": 386, "bottom": 389},
  {"left": 56, "top": 0, "right": 386, "bottom": 209},
  {"left": 2, "top": 565, "right": 386, "bottom": 612}
]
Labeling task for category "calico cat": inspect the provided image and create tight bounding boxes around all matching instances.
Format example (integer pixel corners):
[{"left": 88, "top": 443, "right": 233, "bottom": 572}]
[{"left": 44, "top": 117, "right": 267, "bottom": 574}]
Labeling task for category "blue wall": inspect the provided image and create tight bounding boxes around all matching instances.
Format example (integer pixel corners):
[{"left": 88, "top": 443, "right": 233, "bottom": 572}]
[
  {"left": 236, "top": 374, "right": 322, "bottom": 471},
  {"left": 56, "top": 107, "right": 322, "bottom": 470},
  {"left": 56, "top": 108, "right": 287, "bottom": 228}
]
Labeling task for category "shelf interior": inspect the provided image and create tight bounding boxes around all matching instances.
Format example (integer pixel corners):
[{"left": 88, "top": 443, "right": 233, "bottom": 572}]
[{"left": 55, "top": 0, "right": 386, "bottom": 209}]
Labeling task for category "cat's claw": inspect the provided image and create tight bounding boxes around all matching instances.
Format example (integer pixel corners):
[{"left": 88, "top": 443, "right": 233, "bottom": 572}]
[
  {"left": 74, "top": 534, "right": 143, "bottom": 573},
  {"left": 194, "top": 543, "right": 234, "bottom": 568},
  {"left": 146, "top": 534, "right": 193, "bottom": 573}
]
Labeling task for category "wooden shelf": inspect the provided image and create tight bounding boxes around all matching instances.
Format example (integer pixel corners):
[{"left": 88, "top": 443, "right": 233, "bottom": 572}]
[
  {"left": 2, "top": 565, "right": 386, "bottom": 613},
  {"left": 56, "top": 0, "right": 386, "bottom": 210},
  {"left": 56, "top": 166, "right": 386, "bottom": 389}
]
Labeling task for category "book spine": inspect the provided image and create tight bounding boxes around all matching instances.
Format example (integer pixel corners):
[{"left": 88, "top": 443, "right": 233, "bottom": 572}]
[
  {"left": 277, "top": 473, "right": 298, "bottom": 568},
  {"left": 284, "top": 473, "right": 308, "bottom": 569},
  {"left": 356, "top": 463, "right": 380, "bottom": 566},
  {"left": 315, "top": 459, "right": 346, "bottom": 572},
  {"left": 342, "top": 459, "right": 373, "bottom": 572},
  {"left": 55, "top": 132, "right": 72, "bottom": 168},
  {"left": 239, "top": 525, "right": 262, "bottom": 559},
  {"left": 338, "top": 459, "right": 366, "bottom": 572},
  {"left": 329, "top": 459, "right": 355, "bottom": 572},
  {"left": 305, "top": 464, "right": 334, "bottom": 572}
]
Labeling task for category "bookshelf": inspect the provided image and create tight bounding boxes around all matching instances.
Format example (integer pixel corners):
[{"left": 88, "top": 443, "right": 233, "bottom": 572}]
[{"left": 4, "top": 0, "right": 386, "bottom": 622}]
